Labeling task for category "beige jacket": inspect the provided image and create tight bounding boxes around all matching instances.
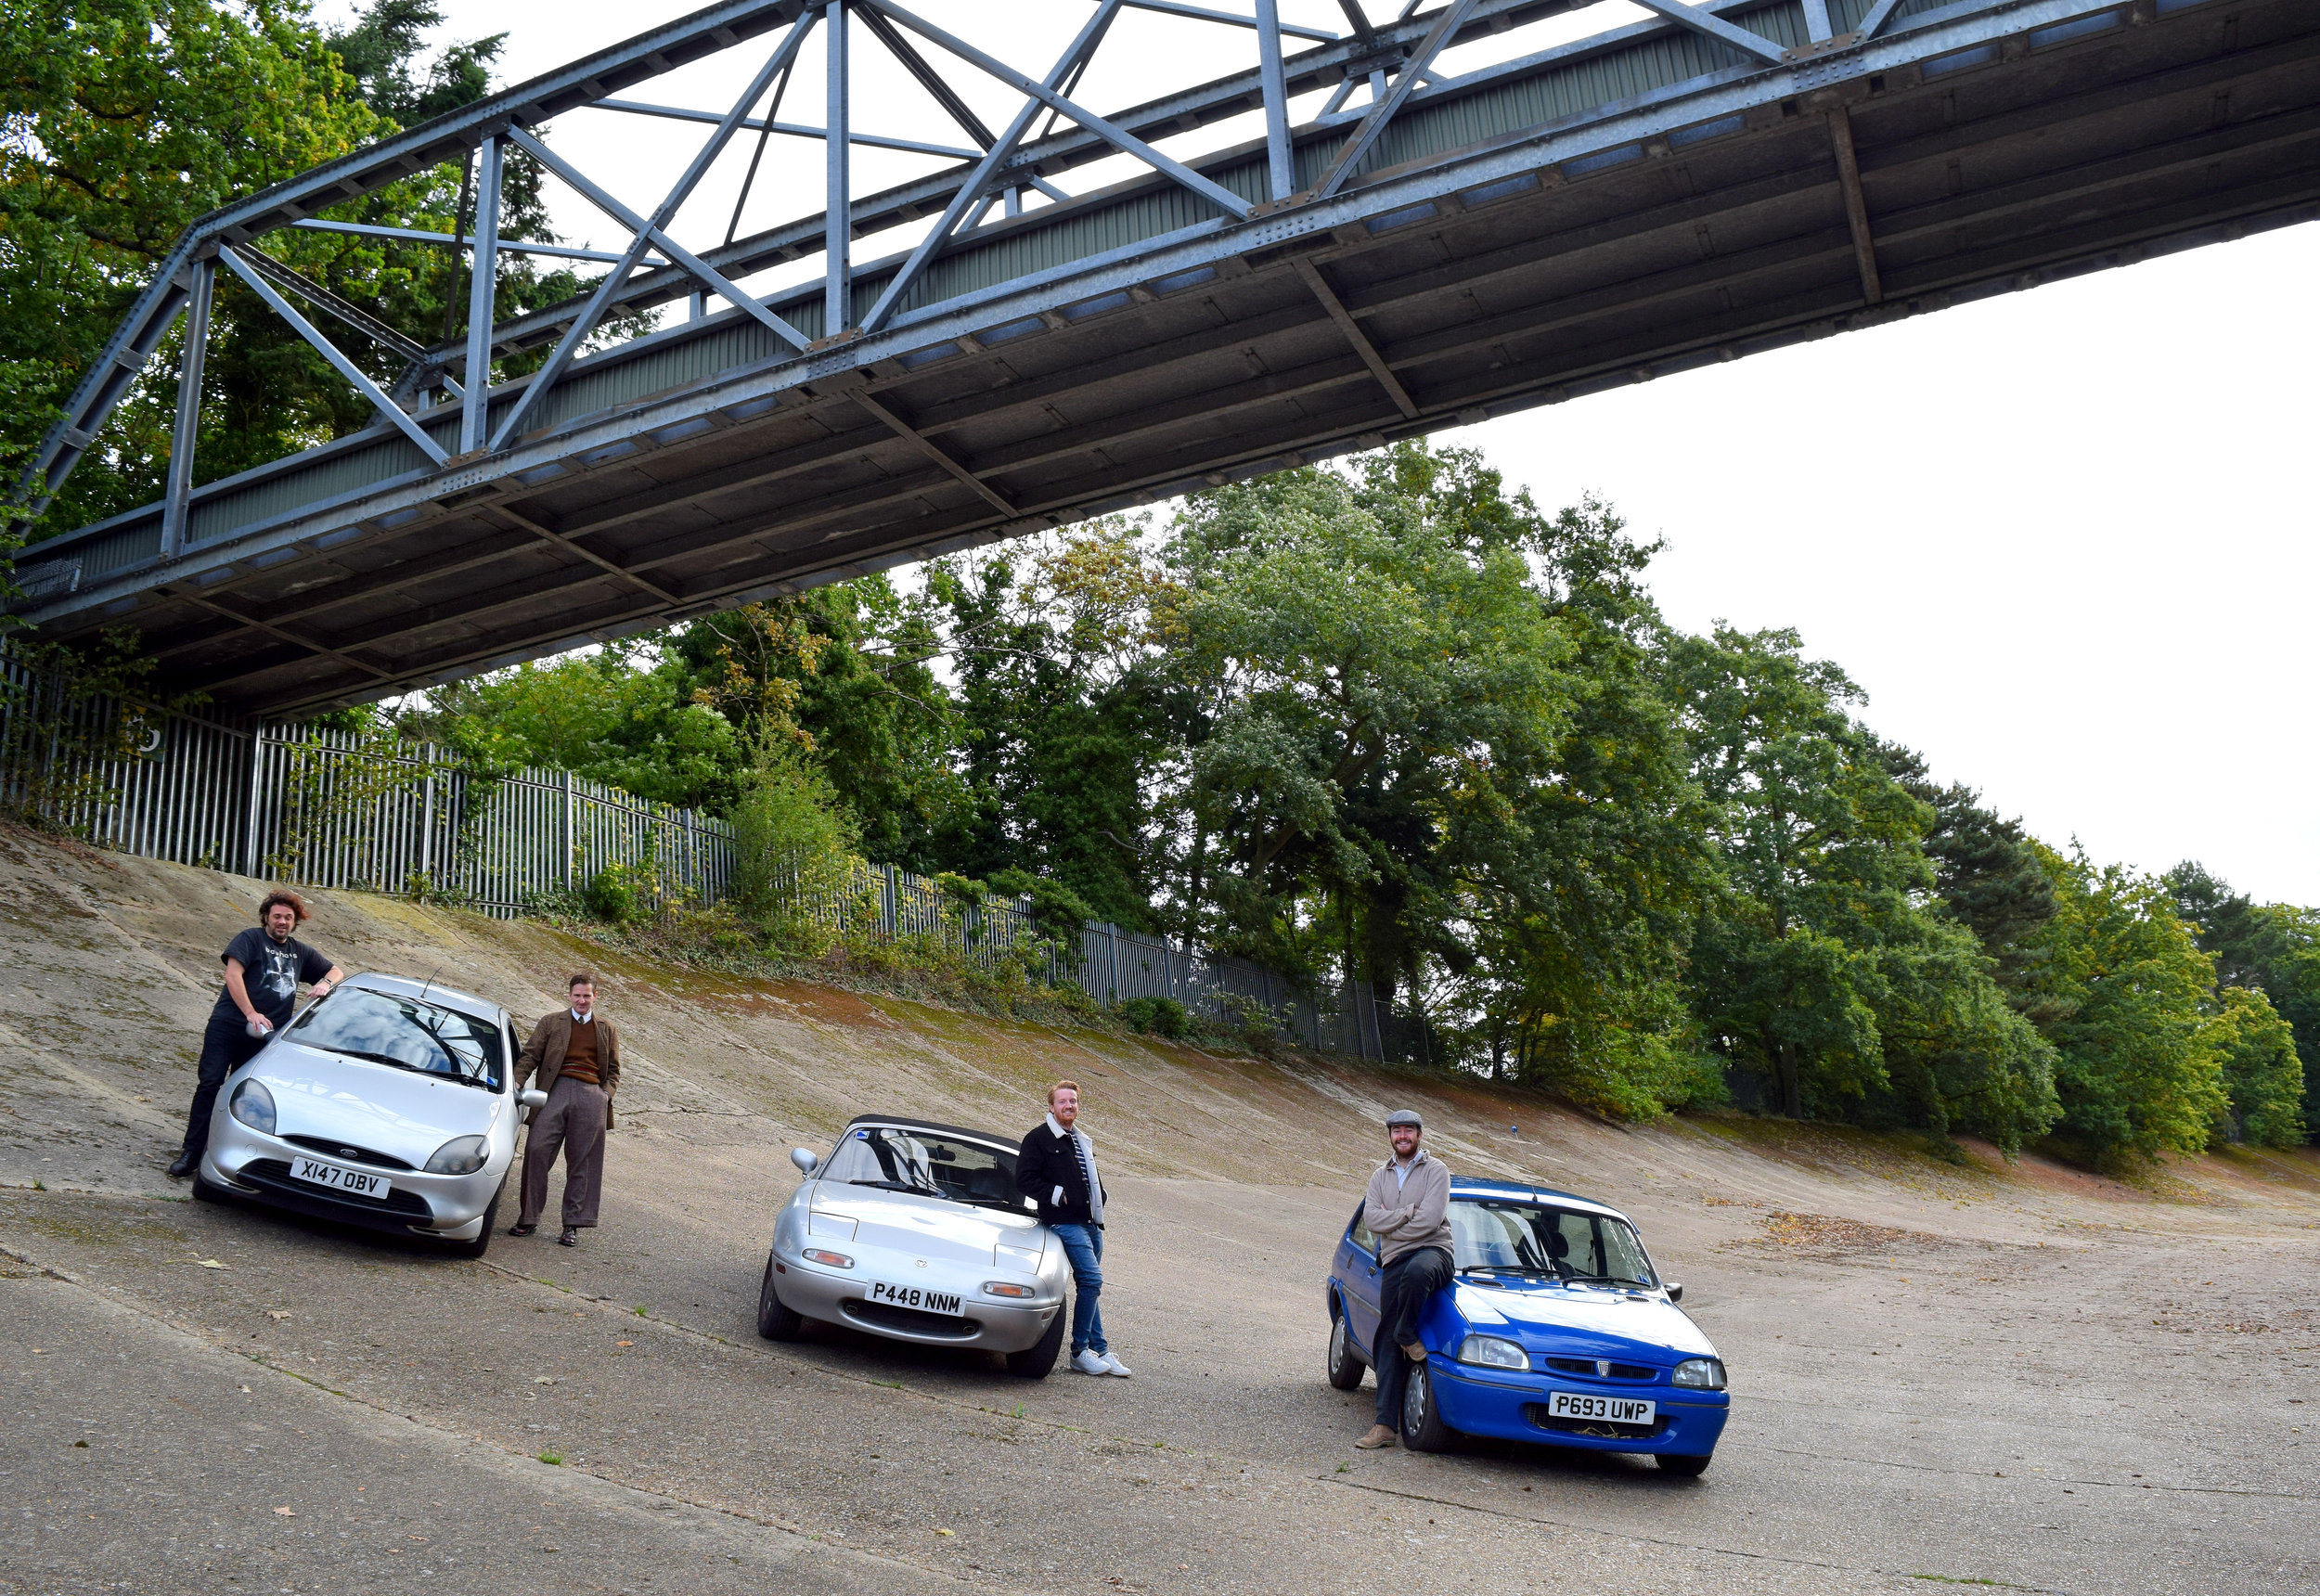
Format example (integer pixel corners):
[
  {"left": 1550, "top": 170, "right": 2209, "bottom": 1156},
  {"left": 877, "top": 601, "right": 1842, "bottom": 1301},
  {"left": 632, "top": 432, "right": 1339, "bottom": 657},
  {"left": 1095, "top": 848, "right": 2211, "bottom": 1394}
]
[
  {"left": 1363, "top": 1151, "right": 1452, "bottom": 1267},
  {"left": 517, "top": 1011, "right": 623, "bottom": 1112}
]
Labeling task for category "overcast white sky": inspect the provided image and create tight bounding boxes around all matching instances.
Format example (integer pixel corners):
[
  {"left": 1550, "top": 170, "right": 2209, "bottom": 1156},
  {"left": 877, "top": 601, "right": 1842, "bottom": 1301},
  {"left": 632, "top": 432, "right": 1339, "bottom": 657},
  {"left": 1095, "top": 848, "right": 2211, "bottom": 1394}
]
[{"left": 346, "top": 2, "right": 2320, "bottom": 905}]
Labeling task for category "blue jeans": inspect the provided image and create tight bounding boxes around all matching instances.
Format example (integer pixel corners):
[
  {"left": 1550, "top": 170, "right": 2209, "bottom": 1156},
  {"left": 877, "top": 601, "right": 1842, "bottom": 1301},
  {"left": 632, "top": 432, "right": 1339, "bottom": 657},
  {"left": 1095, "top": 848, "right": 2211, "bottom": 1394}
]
[{"left": 1051, "top": 1223, "right": 1107, "bottom": 1356}]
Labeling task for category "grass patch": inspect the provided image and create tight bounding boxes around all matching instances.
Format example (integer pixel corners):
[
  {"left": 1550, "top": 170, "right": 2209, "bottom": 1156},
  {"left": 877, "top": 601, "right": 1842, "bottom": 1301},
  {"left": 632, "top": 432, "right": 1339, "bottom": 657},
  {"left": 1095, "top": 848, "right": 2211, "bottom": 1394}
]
[{"left": 537, "top": 1452, "right": 562, "bottom": 1466}]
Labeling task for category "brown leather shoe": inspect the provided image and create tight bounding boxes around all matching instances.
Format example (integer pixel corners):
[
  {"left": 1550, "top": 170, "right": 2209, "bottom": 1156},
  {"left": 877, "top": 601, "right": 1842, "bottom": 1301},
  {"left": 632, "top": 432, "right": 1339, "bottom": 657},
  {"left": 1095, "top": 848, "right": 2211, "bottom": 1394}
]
[
  {"left": 1354, "top": 1424, "right": 1398, "bottom": 1450},
  {"left": 1400, "top": 1342, "right": 1427, "bottom": 1363}
]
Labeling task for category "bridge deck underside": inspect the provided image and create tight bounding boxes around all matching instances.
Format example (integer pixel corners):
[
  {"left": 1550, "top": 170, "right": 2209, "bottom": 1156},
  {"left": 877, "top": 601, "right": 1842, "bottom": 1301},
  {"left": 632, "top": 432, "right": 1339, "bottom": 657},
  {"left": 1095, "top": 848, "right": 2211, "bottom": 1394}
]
[{"left": 22, "top": 0, "right": 2320, "bottom": 713}]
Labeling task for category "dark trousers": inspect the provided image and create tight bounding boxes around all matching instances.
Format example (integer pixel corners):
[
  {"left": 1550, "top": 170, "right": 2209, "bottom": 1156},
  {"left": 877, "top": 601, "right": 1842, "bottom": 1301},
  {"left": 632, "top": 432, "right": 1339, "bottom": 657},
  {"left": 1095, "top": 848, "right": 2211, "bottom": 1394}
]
[
  {"left": 181, "top": 1011, "right": 265, "bottom": 1160},
  {"left": 1373, "top": 1245, "right": 1453, "bottom": 1427},
  {"left": 519, "top": 1075, "right": 609, "bottom": 1229}
]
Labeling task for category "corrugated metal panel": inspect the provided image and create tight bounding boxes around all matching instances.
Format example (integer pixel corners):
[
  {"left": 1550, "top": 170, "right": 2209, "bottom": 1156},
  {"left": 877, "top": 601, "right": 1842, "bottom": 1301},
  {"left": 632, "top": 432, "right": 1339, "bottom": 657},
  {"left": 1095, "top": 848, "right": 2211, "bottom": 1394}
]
[{"left": 187, "top": 431, "right": 437, "bottom": 546}]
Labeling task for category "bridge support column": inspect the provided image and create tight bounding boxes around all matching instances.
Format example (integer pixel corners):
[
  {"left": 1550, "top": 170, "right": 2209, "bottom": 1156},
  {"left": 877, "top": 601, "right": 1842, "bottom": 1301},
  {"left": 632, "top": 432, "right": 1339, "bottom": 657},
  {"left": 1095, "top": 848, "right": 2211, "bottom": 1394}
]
[
  {"left": 461, "top": 135, "right": 502, "bottom": 456},
  {"left": 825, "top": 0, "right": 852, "bottom": 338},
  {"left": 161, "top": 258, "right": 213, "bottom": 560}
]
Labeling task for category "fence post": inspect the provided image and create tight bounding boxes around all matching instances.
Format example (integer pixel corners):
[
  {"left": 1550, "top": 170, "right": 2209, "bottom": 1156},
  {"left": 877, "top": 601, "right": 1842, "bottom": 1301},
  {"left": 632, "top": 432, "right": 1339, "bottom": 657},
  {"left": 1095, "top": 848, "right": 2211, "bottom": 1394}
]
[
  {"left": 420, "top": 760, "right": 435, "bottom": 885},
  {"left": 241, "top": 723, "right": 267, "bottom": 877},
  {"left": 561, "top": 769, "right": 574, "bottom": 895},
  {"left": 883, "top": 862, "right": 896, "bottom": 937},
  {"left": 1107, "top": 922, "right": 1121, "bottom": 1003}
]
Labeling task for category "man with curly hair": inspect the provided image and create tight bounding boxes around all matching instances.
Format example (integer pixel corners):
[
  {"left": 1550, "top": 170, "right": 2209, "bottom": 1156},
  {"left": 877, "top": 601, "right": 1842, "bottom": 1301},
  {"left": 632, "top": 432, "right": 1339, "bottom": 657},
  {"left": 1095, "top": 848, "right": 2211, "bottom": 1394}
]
[{"left": 169, "top": 890, "right": 343, "bottom": 1179}]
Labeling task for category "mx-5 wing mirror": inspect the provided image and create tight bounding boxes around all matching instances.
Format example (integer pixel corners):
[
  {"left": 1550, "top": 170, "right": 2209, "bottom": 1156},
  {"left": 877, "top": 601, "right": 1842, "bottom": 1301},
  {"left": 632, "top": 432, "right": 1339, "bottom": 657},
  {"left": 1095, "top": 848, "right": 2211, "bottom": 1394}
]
[
  {"left": 519, "top": 1088, "right": 548, "bottom": 1110},
  {"left": 791, "top": 1147, "right": 820, "bottom": 1177},
  {"left": 1664, "top": 1281, "right": 1683, "bottom": 1303}
]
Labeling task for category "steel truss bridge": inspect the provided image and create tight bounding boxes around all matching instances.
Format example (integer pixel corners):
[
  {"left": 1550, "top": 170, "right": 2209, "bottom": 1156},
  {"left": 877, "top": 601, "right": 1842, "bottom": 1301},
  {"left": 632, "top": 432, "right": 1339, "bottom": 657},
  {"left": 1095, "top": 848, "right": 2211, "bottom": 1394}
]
[{"left": 10, "top": 0, "right": 2316, "bottom": 712}]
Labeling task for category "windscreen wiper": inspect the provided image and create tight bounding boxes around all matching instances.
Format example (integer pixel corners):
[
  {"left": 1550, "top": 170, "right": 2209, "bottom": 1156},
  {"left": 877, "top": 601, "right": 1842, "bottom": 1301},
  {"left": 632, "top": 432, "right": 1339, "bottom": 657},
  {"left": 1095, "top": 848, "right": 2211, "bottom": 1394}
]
[
  {"left": 1564, "top": 1273, "right": 1653, "bottom": 1287},
  {"left": 850, "top": 1178, "right": 944, "bottom": 1197}
]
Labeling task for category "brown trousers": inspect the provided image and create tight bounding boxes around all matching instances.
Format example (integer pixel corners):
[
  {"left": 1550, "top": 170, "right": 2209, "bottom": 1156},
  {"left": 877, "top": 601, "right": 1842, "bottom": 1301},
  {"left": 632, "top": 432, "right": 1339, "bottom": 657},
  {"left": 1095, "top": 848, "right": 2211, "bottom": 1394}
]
[{"left": 518, "top": 1074, "right": 608, "bottom": 1229}]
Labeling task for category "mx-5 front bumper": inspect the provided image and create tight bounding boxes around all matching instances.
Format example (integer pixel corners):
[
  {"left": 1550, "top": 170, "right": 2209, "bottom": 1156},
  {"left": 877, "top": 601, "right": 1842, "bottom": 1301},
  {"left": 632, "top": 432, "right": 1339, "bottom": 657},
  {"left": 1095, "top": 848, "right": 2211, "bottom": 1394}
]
[{"left": 769, "top": 1247, "right": 1063, "bottom": 1354}]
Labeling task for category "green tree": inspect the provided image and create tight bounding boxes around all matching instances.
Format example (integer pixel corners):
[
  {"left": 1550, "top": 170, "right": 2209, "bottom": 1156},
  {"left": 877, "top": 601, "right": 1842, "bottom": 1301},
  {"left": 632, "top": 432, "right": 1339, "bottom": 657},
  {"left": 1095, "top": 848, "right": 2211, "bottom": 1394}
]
[
  {"left": 2205, "top": 985, "right": 2305, "bottom": 1149},
  {"left": 1675, "top": 628, "right": 2056, "bottom": 1148},
  {"left": 5, "top": 0, "right": 608, "bottom": 556},
  {"left": 920, "top": 525, "right": 1165, "bottom": 926},
  {"left": 2026, "top": 846, "right": 2225, "bottom": 1166},
  {"left": 399, "top": 641, "right": 744, "bottom": 811},
  {"left": 2166, "top": 861, "right": 2320, "bottom": 1141}
]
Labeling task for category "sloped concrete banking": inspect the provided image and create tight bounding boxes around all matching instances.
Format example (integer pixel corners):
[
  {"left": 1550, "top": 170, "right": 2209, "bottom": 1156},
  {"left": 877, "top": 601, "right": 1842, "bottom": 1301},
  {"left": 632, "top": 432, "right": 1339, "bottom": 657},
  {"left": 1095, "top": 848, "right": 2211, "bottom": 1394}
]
[{"left": 4, "top": 829, "right": 2319, "bottom": 1595}]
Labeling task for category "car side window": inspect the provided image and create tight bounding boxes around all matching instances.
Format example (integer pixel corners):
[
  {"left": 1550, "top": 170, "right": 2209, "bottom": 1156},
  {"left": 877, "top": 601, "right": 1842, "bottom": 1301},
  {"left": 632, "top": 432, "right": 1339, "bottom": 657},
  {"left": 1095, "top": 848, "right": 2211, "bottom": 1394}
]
[
  {"left": 1348, "top": 1203, "right": 1379, "bottom": 1258},
  {"left": 1549, "top": 1209, "right": 1599, "bottom": 1275}
]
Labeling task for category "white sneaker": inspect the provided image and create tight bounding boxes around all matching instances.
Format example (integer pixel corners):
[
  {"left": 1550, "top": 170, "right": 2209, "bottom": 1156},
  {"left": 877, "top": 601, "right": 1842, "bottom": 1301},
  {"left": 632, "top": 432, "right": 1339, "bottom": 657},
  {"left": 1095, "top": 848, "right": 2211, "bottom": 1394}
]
[
  {"left": 1098, "top": 1352, "right": 1132, "bottom": 1378},
  {"left": 1072, "top": 1349, "right": 1109, "bottom": 1375}
]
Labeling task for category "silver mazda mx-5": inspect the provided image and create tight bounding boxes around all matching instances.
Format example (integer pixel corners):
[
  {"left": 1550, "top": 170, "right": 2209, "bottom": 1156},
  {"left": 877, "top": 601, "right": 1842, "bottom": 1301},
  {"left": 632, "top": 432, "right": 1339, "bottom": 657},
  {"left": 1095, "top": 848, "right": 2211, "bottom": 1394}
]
[
  {"left": 196, "top": 972, "right": 535, "bottom": 1257},
  {"left": 757, "top": 1115, "right": 1070, "bottom": 1377}
]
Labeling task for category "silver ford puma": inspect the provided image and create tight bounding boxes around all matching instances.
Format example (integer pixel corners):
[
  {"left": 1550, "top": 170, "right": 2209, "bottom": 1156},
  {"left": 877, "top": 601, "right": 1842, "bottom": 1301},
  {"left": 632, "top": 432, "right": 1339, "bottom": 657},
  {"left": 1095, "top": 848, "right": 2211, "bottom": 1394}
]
[
  {"left": 195, "top": 973, "right": 537, "bottom": 1257},
  {"left": 757, "top": 1116, "right": 1070, "bottom": 1377}
]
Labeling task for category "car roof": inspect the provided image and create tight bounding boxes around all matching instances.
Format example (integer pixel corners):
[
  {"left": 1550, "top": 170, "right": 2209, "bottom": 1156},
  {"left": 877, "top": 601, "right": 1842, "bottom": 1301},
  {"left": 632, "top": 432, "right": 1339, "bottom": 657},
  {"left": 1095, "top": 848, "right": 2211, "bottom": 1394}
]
[
  {"left": 844, "top": 1113, "right": 1022, "bottom": 1154},
  {"left": 1449, "top": 1175, "right": 1629, "bottom": 1222},
  {"left": 345, "top": 971, "right": 507, "bottom": 1023}
]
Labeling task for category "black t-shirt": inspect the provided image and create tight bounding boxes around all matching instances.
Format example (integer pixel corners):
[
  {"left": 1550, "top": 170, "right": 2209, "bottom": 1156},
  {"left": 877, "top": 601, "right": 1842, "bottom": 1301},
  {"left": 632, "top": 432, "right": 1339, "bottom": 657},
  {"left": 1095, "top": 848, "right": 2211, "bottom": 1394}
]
[{"left": 212, "top": 928, "right": 333, "bottom": 1028}]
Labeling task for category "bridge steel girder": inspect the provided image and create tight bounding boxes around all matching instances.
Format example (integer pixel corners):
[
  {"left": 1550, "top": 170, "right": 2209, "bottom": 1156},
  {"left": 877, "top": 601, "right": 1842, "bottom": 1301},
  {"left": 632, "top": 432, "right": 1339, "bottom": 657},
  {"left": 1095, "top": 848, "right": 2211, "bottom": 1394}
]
[{"left": 10, "top": 0, "right": 2320, "bottom": 713}]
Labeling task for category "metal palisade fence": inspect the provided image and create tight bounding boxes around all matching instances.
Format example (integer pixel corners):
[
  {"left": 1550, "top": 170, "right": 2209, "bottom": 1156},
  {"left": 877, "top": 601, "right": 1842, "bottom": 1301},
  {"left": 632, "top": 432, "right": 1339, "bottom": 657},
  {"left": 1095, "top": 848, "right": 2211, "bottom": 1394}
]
[{"left": 0, "top": 646, "right": 1395, "bottom": 1060}]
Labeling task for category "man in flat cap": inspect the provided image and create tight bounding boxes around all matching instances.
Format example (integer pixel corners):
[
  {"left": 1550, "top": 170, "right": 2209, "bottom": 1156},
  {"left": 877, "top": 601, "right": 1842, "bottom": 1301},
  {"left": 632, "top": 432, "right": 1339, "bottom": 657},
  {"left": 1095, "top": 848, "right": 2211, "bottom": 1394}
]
[{"left": 1355, "top": 1108, "right": 1453, "bottom": 1449}]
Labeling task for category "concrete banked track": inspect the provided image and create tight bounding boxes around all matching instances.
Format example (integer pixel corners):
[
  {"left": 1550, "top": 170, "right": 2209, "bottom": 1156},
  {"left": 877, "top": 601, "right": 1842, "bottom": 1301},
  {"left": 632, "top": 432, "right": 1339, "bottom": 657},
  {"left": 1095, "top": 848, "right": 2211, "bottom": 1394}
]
[{"left": 11, "top": 0, "right": 2318, "bottom": 713}]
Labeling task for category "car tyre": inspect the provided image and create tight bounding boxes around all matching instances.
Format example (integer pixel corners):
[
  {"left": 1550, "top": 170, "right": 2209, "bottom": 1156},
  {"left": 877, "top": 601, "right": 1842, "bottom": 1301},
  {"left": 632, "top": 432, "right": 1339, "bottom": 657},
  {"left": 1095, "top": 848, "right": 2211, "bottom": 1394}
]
[
  {"left": 756, "top": 1255, "right": 806, "bottom": 1341},
  {"left": 189, "top": 1170, "right": 230, "bottom": 1205},
  {"left": 445, "top": 1181, "right": 502, "bottom": 1260},
  {"left": 1398, "top": 1358, "right": 1456, "bottom": 1453},
  {"left": 1006, "top": 1304, "right": 1068, "bottom": 1379},
  {"left": 1656, "top": 1451, "right": 1712, "bottom": 1477},
  {"left": 1324, "top": 1303, "right": 1365, "bottom": 1391}
]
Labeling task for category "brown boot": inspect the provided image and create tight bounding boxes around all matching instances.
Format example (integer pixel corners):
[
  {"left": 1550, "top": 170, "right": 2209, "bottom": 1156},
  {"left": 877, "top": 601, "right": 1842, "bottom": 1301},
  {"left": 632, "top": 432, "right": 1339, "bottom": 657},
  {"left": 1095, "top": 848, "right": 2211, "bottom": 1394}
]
[{"left": 1355, "top": 1424, "right": 1398, "bottom": 1450}]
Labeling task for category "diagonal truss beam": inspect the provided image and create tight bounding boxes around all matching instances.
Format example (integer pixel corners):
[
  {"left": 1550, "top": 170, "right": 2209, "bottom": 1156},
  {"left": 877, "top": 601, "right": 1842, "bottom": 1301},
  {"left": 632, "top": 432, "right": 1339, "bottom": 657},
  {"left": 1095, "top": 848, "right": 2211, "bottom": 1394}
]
[
  {"left": 1308, "top": 0, "right": 1480, "bottom": 200},
  {"left": 233, "top": 248, "right": 431, "bottom": 365},
  {"left": 488, "top": 15, "right": 819, "bottom": 449},
  {"left": 856, "top": 4, "right": 997, "bottom": 148},
  {"left": 863, "top": 0, "right": 1257, "bottom": 224},
  {"left": 860, "top": 0, "right": 1128, "bottom": 336},
  {"left": 1859, "top": 0, "right": 1910, "bottom": 40},
  {"left": 218, "top": 248, "right": 449, "bottom": 466},
  {"left": 1626, "top": 0, "right": 1787, "bottom": 66}
]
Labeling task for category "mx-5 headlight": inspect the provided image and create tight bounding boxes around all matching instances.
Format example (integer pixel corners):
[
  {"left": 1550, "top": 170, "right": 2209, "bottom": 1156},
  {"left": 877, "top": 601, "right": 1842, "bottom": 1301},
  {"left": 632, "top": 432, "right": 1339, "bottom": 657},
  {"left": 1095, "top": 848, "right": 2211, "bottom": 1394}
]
[
  {"left": 1672, "top": 1358, "right": 1726, "bottom": 1390},
  {"left": 1457, "top": 1334, "right": 1529, "bottom": 1371},
  {"left": 227, "top": 1078, "right": 276, "bottom": 1135},
  {"left": 424, "top": 1135, "right": 489, "bottom": 1175}
]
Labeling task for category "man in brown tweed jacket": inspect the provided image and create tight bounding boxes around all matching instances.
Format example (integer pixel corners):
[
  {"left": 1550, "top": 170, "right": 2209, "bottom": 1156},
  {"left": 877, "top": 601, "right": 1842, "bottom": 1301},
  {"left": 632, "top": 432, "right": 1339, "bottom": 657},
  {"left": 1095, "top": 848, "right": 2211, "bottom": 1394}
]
[{"left": 509, "top": 972, "right": 621, "bottom": 1246}]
